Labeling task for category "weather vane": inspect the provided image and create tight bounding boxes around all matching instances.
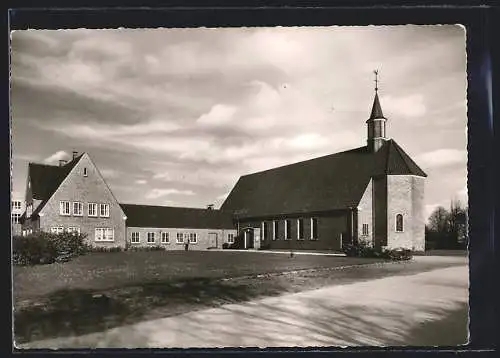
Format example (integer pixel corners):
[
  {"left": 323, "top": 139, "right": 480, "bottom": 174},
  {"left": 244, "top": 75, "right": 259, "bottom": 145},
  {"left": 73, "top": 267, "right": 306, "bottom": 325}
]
[{"left": 374, "top": 69, "right": 379, "bottom": 92}]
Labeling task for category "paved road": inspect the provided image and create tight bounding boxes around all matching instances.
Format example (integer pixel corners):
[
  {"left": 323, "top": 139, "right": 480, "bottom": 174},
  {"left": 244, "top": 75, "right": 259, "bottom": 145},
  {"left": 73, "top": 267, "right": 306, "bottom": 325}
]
[{"left": 19, "top": 258, "right": 468, "bottom": 349}]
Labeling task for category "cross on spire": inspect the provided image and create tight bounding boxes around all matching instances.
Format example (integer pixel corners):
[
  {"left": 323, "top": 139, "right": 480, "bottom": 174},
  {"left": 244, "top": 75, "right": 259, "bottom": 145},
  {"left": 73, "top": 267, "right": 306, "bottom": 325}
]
[{"left": 374, "top": 69, "right": 379, "bottom": 92}]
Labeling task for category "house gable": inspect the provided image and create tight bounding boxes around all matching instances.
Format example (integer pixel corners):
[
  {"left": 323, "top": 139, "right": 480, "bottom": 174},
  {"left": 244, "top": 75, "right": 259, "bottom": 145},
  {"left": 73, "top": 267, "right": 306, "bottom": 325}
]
[
  {"left": 38, "top": 153, "right": 125, "bottom": 219},
  {"left": 35, "top": 153, "right": 126, "bottom": 247}
]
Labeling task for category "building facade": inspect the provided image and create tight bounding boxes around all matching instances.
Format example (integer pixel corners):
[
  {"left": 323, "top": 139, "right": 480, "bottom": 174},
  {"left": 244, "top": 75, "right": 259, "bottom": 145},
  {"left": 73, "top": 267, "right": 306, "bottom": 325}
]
[{"left": 222, "top": 89, "right": 427, "bottom": 252}]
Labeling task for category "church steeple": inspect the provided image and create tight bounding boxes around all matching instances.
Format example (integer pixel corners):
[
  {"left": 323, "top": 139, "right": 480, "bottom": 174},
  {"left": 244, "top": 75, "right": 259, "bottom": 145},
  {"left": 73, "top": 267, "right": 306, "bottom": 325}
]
[{"left": 366, "top": 70, "right": 387, "bottom": 152}]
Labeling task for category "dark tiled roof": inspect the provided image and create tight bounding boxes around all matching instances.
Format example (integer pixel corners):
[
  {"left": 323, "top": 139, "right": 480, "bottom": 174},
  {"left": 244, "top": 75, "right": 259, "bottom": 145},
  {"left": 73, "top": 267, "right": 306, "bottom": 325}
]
[
  {"left": 120, "top": 204, "right": 235, "bottom": 229},
  {"left": 221, "top": 140, "right": 426, "bottom": 219},
  {"left": 368, "top": 92, "right": 385, "bottom": 120},
  {"left": 28, "top": 155, "right": 84, "bottom": 217}
]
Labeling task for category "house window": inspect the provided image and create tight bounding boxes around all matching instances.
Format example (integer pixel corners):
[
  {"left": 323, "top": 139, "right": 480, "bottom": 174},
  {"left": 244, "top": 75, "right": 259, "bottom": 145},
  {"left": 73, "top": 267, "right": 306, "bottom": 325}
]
[
  {"left": 189, "top": 233, "right": 197, "bottom": 244},
  {"left": 51, "top": 227, "right": 64, "bottom": 234},
  {"left": 99, "top": 204, "right": 110, "bottom": 218},
  {"left": 27, "top": 204, "right": 33, "bottom": 218},
  {"left": 297, "top": 218, "right": 304, "bottom": 239},
  {"left": 67, "top": 227, "right": 81, "bottom": 235},
  {"left": 184, "top": 233, "right": 190, "bottom": 243},
  {"left": 83, "top": 167, "right": 88, "bottom": 177},
  {"left": 311, "top": 218, "right": 318, "bottom": 240},
  {"left": 227, "top": 233, "right": 235, "bottom": 244},
  {"left": 147, "top": 232, "right": 156, "bottom": 243},
  {"left": 285, "top": 219, "right": 292, "bottom": 240},
  {"left": 11, "top": 213, "right": 21, "bottom": 224},
  {"left": 176, "top": 233, "right": 184, "bottom": 244},
  {"left": 95, "top": 228, "right": 114, "bottom": 242},
  {"left": 396, "top": 214, "right": 404, "bottom": 232},
  {"left": 131, "top": 232, "right": 140, "bottom": 243},
  {"left": 88, "top": 203, "right": 97, "bottom": 217},
  {"left": 362, "top": 224, "right": 369, "bottom": 236},
  {"left": 59, "top": 201, "right": 71, "bottom": 216},
  {"left": 273, "top": 220, "right": 278, "bottom": 240},
  {"left": 73, "top": 202, "right": 83, "bottom": 216},
  {"left": 161, "top": 232, "right": 169, "bottom": 244},
  {"left": 12, "top": 201, "right": 22, "bottom": 210}
]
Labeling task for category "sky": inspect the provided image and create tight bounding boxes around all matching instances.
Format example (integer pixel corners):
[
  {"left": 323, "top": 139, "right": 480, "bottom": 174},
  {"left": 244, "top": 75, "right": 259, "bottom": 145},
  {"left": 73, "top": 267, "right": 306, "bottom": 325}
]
[{"left": 10, "top": 25, "right": 468, "bottom": 220}]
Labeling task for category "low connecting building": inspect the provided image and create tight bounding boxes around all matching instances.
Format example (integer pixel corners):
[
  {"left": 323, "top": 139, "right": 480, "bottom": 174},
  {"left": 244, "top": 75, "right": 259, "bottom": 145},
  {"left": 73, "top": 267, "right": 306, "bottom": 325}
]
[{"left": 18, "top": 85, "right": 427, "bottom": 252}]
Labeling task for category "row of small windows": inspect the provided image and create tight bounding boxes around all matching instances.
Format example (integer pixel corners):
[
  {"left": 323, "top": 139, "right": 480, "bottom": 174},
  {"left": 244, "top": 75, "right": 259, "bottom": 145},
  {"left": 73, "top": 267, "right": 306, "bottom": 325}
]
[
  {"left": 260, "top": 218, "right": 318, "bottom": 240},
  {"left": 130, "top": 232, "right": 236, "bottom": 244},
  {"left": 50, "top": 226, "right": 81, "bottom": 235},
  {"left": 60, "top": 201, "right": 109, "bottom": 218},
  {"left": 131, "top": 232, "right": 198, "bottom": 244}
]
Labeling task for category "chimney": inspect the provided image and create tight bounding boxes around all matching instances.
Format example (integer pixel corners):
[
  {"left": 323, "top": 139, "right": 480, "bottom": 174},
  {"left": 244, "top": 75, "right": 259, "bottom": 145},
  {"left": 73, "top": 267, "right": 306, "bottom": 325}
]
[
  {"left": 72, "top": 151, "right": 78, "bottom": 160},
  {"left": 207, "top": 204, "right": 214, "bottom": 210},
  {"left": 59, "top": 159, "right": 67, "bottom": 167}
]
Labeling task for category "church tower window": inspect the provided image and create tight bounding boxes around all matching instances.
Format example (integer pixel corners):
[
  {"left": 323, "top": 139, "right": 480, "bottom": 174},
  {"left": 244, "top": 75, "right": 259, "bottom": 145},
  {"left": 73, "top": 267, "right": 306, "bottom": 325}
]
[{"left": 395, "top": 214, "right": 404, "bottom": 232}]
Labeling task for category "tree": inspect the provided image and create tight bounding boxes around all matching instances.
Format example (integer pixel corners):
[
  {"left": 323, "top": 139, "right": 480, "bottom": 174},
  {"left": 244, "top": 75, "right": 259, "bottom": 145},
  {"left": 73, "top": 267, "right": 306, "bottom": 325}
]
[
  {"left": 426, "top": 200, "right": 468, "bottom": 250},
  {"left": 428, "top": 206, "right": 450, "bottom": 233}
]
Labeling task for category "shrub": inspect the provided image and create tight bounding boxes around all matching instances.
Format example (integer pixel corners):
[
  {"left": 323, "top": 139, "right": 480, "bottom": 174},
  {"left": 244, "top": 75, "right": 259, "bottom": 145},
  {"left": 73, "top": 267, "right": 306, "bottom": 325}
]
[
  {"left": 13, "top": 232, "right": 89, "bottom": 266},
  {"left": 382, "top": 248, "right": 413, "bottom": 261},
  {"left": 342, "top": 241, "right": 413, "bottom": 261},
  {"left": 343, "top": 240, "right": 377, "bottom": 258},
  {"left": 125, "top": 245, "right": 165, "bottom": 252},
  {"left": 222, "top": 243, "right": 229, "bottom": 249}
]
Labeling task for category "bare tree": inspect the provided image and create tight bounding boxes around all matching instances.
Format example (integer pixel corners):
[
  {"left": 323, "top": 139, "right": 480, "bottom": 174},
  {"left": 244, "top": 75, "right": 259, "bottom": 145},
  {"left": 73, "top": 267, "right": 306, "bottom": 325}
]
[{"left": 428, "top": 206, "right": 450, "bottom": 233}]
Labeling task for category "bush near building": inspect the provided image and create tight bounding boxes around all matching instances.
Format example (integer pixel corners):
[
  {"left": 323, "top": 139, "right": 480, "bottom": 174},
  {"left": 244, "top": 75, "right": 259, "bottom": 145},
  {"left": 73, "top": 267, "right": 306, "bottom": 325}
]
[
  {"left": 342, "top": 241, "right": 413, "bottom": 261},
  {"left": 12, "top": 232, "right": 90, "bottom": 266}
]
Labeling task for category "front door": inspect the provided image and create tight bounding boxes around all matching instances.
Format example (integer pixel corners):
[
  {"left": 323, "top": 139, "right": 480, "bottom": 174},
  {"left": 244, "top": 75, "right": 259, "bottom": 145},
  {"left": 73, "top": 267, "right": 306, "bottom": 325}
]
[
  {"left": 244, "top": 228, "right": 254, "bottom": 249},
  {"left": 208, "top": 233, "right": 218, "bottom": 248}
]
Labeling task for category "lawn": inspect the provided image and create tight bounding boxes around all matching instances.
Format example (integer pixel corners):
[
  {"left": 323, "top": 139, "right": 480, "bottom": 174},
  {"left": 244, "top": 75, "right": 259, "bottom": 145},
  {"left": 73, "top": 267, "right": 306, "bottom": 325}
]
[
  {"left": 13, "top": 251, "right": 466, "bottom": 345},
  {"left": 13, "top": 250, "right": 381, "bottom": 301}
]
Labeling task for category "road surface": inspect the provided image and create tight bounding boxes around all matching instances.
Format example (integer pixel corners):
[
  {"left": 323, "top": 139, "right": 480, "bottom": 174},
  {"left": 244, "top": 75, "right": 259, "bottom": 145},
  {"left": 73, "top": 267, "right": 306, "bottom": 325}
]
[{"left": 18, "top": 258, "right": 468, "bottom": 349}]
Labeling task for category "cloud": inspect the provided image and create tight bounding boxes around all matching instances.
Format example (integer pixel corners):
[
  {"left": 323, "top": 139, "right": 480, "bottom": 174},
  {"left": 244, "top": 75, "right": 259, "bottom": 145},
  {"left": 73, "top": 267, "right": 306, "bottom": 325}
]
[
  {"left": 197, "top": 104, "right": 237, "bottom": 126},
  {"left": 43, "top": 150, "right": 69, "bottom": 164},
  {"left": 135, "top": 179, "right": 147, "bottom": 185},
  {"left": 145, "top": 188, "right": 196, "bottom": 199},
  {"left": 99, "top": 168, "right": 119, "bottom": 179},
  {"left": 383, "top": 94, "right": 427, "bottom": 118},
  {"left": 416, "top": 149, "right": 467, "bottom": 168}
]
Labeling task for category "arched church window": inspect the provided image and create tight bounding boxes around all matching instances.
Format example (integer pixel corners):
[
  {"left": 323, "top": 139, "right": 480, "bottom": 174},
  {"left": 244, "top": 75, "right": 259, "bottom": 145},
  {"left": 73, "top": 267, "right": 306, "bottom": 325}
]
[{"left": 395, "top": 214, "right": 404, "bottom": 232}]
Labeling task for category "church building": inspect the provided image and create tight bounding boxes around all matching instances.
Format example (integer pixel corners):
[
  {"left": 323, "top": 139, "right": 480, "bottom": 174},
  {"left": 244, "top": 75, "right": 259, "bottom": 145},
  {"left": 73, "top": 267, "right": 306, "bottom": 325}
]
[{"left": 221, "top": 83, "right": 427, "bottom": 252}]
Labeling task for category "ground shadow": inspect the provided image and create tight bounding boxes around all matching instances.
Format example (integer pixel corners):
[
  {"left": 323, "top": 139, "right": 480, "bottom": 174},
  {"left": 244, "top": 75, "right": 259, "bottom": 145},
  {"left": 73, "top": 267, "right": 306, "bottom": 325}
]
[{"left": 14, "top": 277, "right": 263, "bottom": 344}]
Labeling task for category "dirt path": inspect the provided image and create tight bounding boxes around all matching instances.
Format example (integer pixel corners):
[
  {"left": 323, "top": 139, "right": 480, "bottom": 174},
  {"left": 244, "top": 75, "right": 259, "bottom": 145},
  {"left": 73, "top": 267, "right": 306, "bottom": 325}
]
[{"left": 18, "top": 261, "right": 469, "bottom": 349}]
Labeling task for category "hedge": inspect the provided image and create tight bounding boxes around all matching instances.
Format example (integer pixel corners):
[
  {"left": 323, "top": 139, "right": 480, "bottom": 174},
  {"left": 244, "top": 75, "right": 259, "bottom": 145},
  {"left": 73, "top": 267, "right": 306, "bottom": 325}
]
[
  {"left": 342, "top": 241, "right": 413, "bottom": 261},
  {"left": 13, "top": 232, "right": 90, "bottom": 266}
]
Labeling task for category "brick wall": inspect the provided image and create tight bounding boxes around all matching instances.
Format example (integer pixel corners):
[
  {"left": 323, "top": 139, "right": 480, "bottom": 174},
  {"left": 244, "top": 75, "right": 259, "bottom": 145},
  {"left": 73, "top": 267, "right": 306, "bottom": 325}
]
[
  {"left": 411, "top": 176, "right": 425, "bottom": 252},
  {"left": 372, "top": 176, "right": 388, "bottom": 247},
  {"left": 357, "top": 179, "right": 373, "bottom": 246},
  {"left": 38, "top": 154, "right": 127, "bottom": 249},
  {"left": 386, "top": 175, "right": 425, "bottom": 251},
  {"left": 126, "top": 226, "right": 237, "bottom": 250}
]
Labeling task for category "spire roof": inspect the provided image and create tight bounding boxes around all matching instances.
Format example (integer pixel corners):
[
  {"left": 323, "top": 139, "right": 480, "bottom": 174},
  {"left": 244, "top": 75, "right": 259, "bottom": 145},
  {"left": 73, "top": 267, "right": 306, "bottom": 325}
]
[{"left": 369, "top": 91, "right": 386, "bottom": 120}]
